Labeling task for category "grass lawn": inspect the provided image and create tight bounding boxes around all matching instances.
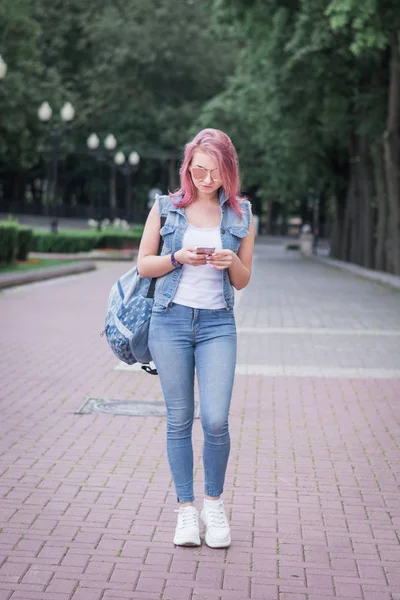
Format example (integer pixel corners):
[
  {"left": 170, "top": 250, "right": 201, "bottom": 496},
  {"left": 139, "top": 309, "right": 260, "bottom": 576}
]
[{"left": 0, "top": 258, "right": 77, "bottom": 274}]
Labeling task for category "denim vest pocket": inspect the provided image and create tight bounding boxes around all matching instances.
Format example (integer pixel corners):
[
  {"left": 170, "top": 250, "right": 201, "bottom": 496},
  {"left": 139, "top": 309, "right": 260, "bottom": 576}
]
[
  {"left": 228, "top": 226, "right": 248, "bottom": 254},
  {"left": 159, "top": 223, "right": 176, "bottom": 255}
]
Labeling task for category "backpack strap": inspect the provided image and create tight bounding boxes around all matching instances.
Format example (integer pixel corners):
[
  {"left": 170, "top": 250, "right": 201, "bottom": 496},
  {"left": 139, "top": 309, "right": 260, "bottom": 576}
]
[
  {"left": 141, "top": 363, "right": 158, "bottom": 375},
  {"left": 146, "top": 216, "right": 166, "bottom": 299}
]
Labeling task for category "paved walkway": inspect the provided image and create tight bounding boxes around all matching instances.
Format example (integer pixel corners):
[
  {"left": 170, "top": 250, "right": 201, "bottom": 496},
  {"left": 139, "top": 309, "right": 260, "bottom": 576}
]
[{"left": 0, "top": 241, "right": 399, "bottom": 600}]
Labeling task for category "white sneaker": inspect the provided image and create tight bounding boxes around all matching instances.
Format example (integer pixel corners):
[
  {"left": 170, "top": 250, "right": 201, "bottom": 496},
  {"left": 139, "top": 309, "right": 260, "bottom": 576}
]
[
  {"left": 200, "top": 499, "right": 231, "bottom": 548},
  {"left": 173, "top": 506, "right": 201, "bottom": 546}
]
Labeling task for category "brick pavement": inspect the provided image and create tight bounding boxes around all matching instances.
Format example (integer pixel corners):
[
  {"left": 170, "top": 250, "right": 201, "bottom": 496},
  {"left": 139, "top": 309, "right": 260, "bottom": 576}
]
[{"left": 0, "top": 241, "right": 399, "bottom": 600}]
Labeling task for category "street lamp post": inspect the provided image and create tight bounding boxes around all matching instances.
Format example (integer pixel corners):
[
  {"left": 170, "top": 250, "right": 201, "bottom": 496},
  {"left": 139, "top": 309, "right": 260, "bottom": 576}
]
[
  {"left": 38, "top": 101, "right": 75, "bottom": 233},
  {"left": 114, "top": 151, "right": 140, "bottom": 221},
  {"left": 0, "top": 55, "right": 7, "bottom": 81},
  {"left": 86, "top": 133, "right": 117, "bottom": 229}
]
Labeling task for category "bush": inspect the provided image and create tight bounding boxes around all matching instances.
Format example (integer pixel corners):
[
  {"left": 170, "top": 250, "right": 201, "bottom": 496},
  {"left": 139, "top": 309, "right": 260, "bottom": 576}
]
[
  {"left": 16, "top": 226, "right": 34, "bottom": 261},
  {"left": 96, "top": 231, "right": 143, "bottom": 249},
  {"left": 285, "top": 242, "right": 300, "bottom": 251},
  {"left": 29, "top": 228, "right": 143, "bottom": 254},
  {"left": 31, "top": 231, "right": 101, "bottom": 253},
  {"left": 0, "top": 222, "right": 18, "bottom": 264}
]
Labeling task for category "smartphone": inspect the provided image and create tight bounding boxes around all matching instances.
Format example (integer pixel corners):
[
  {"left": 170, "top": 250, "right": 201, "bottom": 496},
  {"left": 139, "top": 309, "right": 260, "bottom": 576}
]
[{"left": 194, "top": 246, "right": 215, "bottom": 255}]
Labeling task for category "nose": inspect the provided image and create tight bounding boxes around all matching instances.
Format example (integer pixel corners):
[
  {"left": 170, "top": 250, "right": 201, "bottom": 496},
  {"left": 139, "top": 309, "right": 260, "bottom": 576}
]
[{"left": 204, "top": 171, "right": 212, "bottom": 184}]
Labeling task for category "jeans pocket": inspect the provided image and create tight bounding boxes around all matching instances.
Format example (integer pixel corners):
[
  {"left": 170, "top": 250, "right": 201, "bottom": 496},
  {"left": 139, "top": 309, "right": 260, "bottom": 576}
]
[{"left": 211, "top": 308, "right": 234, "bottom": 318}]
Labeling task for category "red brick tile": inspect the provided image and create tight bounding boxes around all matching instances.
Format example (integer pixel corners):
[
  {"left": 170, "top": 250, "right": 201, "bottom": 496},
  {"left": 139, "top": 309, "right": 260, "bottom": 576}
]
[
  {"left": 250, "top": 583, "right": 278, "bottom": 598},
  {"left": 162, "top": 585, "right": 193, "bottom": 600},
  {"left": 84, "top": 560, "right": 115, "bottom": 578},
  {"left": 103, "top": 591, "right": 160, "bottom": 600},
  {"left": 21, "top": 567, "right": 53, "bottom": 585},
  {"left": 333, "top": 580, "right": 363, "bottom": 598},
  {"left": 0, "top": 561, "right": 29, "bottom": 580},
  {"left": 136, "top": 574, "right": 165, "bottom": 593},
  {"left": 71, "top": 589, "right": 104, "bottom": 600},
  {"left": 46, "top": 577, "right": 78, "bottom": 594},
  {"left": 223, "top": 573, "right": 249, "bottom": 591},
  {"left": 110, "top": 568, "right": 139, "bottom": 585}
]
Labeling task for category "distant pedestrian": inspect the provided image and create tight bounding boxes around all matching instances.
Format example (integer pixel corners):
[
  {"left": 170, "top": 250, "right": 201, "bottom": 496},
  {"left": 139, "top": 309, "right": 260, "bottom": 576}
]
[{"left": 137, "top": 128, "right": 255, "bottom": 547}]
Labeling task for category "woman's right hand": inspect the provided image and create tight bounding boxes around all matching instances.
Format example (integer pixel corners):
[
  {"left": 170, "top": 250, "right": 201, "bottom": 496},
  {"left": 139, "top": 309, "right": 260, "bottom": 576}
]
[{"left": 174, "top": 248, "right": 207, "bottom": 266}]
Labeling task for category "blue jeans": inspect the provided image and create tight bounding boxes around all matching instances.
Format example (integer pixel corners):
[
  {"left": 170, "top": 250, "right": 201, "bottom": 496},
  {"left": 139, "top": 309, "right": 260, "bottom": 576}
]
[{"left": 149, "top": 302, "right": 237, "bottom": 503}]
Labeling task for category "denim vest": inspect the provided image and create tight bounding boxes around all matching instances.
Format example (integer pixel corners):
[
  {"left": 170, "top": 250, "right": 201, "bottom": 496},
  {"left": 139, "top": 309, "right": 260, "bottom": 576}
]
[{"left": 155, "top": 189, "right": 251, "bottom": 309}]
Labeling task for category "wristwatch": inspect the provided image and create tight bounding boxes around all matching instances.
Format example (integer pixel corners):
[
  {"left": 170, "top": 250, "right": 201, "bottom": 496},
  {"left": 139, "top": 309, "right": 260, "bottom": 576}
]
[{"left": 171, "top": 251, "right": 183, "bottom": 269}]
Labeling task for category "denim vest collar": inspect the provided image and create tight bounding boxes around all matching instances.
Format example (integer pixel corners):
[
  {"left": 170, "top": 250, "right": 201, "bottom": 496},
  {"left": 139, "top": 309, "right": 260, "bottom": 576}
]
[{"left": 168, "top": 188, "right": 228, "bottom": 216}]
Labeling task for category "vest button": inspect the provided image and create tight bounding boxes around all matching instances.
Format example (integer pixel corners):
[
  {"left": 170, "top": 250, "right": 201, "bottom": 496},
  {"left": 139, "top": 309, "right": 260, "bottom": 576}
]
[{"left": 221, "top": 229, "right": 226, "bottom": 234}]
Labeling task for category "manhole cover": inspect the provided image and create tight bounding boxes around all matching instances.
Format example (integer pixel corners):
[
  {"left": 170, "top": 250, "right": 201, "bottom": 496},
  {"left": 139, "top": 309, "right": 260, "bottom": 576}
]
[{"left": 76, "top": 397, "right": 200, "bottom": 417}]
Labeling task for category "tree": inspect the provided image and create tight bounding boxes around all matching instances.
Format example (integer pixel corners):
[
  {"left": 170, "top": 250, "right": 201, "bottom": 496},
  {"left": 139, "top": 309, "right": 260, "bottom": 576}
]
[
  {"left": 201, "top": 0, "right": 400, "bottom": 273},
  {"left": 0, "top": 0, "right": 239, "bottom": 215}
]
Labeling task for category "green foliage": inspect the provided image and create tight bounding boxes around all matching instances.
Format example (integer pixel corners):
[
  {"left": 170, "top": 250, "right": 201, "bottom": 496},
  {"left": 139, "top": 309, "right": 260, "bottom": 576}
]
[
  {"left": 31, "top": 231, "right": 101, "bottom": 254},
  {"left": 0, "top": 0, "right": 56, "bottom": 170},
  {"left": 0, "top": 222, "right": 18, "bottom": 264},
  {"left": 0, "top": 0, "right": 239, "bottom": 201},
  {"left": 16, "top": 226, "right": 34, "bottom": 261},
  {"left": 96, "top": 231, "right": 142, "bottom": 249},
  {"left": 325, "top": 0, "right": 392, "bottom": 55},
  {"left": 30, "top": 229, "right": 142, "bottom": 253},
  {"left": 200, "top": 0, "right": 396, "bottom": 217}
]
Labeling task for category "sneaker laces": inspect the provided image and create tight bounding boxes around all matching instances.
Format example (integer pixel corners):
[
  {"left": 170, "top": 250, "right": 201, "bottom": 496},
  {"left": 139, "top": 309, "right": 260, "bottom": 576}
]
[
  {"left": 175, "top": 506, "right": 198, "bottom": 530},
  {"left": 206, "top": 502, "right": 228, "bottom": 528}
]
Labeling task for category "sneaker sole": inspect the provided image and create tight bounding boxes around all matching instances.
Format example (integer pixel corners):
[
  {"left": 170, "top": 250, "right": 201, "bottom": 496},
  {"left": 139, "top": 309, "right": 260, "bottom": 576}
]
[
  {"left": 204, "top": 531, "right": 231, "bottom": 548},
  {"left": 173, "top": 536, "right": 201, "bottom": 547}
]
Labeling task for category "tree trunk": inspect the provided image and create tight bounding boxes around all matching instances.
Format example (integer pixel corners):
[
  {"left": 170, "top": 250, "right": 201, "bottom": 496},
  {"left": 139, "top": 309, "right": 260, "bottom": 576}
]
[
  {"left": 345, "top": 136, "right": 360, "bottom": 264},
  {"left": 330, "top": 193, "right": 342, "bottom": 258},
  {"left": 267, "top": 197, "right": 274, "bottom": 234},
  {"left": 372, "top": 141, "right": 389, "bottom": 271},
  {"left": 348, "top": 170, "right": 359, "bottom": 264},
  {"left": 383, "top": 38, "right": 400, "bottom": 275},
  {"left": 357, "top": 135, "right": 375, "bottom": 268},
  {"left": 340, "top": 177, "right": 353, "bottom": 261}
]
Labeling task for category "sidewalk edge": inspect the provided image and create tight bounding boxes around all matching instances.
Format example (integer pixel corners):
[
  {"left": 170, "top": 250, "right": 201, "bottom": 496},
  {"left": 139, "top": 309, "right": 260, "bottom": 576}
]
[
  {"left": 307, "top": 254, "right": 400, "bottom": 290},
  {"left": 0, "top": 261, "right": 96, "bottom": 290}
]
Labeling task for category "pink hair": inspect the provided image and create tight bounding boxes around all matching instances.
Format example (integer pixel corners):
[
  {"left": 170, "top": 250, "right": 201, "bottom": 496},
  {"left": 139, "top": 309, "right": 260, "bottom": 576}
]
[{"left": 170, "top": 128, "right": 246, "bottom": 215}]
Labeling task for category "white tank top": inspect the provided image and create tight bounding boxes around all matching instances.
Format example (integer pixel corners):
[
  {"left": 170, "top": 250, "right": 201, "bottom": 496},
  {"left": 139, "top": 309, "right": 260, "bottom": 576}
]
[{"left": 173, "top": 224, "right": 225, "bottom": 309}]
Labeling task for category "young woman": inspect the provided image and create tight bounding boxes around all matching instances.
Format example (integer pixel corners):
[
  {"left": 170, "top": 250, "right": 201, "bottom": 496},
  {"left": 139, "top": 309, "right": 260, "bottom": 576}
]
[{"left": 137, "top": 128, "right": 254, "bottom": 548}]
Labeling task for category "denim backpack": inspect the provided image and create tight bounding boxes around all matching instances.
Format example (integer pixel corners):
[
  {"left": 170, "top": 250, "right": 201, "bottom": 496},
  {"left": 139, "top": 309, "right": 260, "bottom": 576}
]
[{"left": 101, "top": 217, "right": 165, "bottom": 375}]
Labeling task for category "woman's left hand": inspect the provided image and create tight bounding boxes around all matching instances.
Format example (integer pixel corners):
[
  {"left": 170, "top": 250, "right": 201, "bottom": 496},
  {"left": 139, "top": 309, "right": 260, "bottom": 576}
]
[{"left": 207, "top": 249, "right": 237, "bottom": 270}]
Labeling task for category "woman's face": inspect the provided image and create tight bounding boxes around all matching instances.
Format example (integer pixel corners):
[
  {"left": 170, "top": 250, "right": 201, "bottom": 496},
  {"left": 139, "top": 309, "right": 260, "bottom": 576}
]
[{"left": 189, "top": 150, "right": 221, "bottom": 197}]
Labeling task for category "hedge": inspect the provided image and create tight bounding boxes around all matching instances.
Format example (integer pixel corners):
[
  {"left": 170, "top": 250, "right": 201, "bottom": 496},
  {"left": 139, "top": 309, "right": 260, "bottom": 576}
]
[
  {"left": 30, "top": 229, "right": 143, "bottom": 253},
  {"left": 96, "top": 231, "right": 143, "bottom": 249},
  {"left": 0, "top": 222, "right": 18, "bottom": 264},
  {"left": 16, "top": 226, "right": 34, "bottom": 261},
  {"left": 0, "top": 223, "right": 144, "bottom": 259},
  {"left": 31, "top": 231, "right": 101, "bottom": 253}
]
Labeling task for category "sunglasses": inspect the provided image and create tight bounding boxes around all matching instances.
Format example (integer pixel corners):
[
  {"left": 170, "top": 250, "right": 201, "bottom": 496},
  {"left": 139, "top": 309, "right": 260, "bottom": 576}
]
[{"left": 190, "top": 166, "right": 221, "bottom": 182}]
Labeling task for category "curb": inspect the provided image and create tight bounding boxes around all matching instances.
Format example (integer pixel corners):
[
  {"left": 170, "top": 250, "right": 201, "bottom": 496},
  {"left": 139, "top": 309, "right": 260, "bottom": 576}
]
[
  {"left": 29, "top": 250, "right": 136, "bottom": 262},
  {"left": 307, "top": 254, "right": 400, "bottom": 291},
  {"left": 0, "top": 261, "right": 96, "bottom": 290}
]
